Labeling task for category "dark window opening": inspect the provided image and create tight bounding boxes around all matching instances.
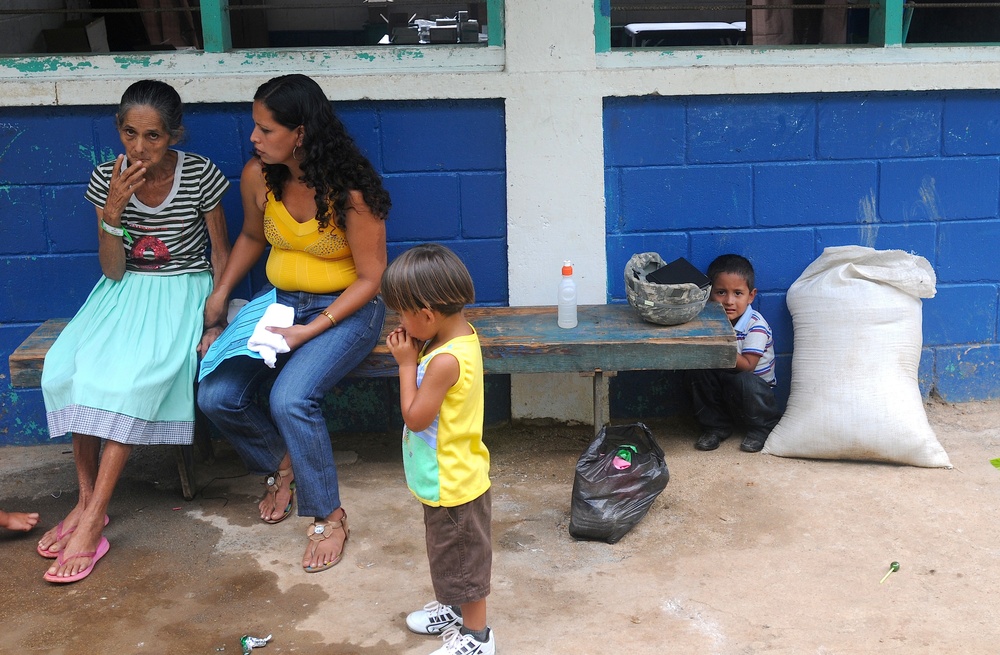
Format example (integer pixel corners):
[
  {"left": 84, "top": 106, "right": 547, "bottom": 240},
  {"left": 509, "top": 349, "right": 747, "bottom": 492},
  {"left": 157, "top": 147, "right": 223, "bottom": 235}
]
[
  {"left": 0, "top": 1, "right": 491, "bottom": 56},
  {"left": 609, "top": 0, "right": 1000, "bottom": 46}
]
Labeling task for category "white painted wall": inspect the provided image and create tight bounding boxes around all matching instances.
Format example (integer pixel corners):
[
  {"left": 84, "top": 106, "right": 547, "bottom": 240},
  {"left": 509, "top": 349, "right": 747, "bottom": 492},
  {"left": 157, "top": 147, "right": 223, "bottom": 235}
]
[{"left": 6, "top": 0, "right": 1000, "bottom": 422}]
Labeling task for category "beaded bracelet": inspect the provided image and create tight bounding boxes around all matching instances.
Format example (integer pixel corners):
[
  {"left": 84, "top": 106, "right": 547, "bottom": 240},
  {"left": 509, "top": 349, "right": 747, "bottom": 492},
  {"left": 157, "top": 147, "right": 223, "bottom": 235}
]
[{"left": 321, "top": 310, "right": 337, "bottom": 327}]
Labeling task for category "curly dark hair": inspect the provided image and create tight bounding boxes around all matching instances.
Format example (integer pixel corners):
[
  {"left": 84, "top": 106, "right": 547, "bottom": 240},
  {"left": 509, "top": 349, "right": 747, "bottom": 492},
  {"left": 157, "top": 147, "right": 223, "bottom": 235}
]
[{"left": 253, "top": 74, "right": 391, "bottom": 230}]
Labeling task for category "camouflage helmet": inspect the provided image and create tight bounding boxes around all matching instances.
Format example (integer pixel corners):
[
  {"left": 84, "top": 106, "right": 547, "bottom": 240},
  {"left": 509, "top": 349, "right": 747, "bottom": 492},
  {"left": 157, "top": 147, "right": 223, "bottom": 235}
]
[{"left": 624, "top": 252, "right": 709, "bottom": 326}]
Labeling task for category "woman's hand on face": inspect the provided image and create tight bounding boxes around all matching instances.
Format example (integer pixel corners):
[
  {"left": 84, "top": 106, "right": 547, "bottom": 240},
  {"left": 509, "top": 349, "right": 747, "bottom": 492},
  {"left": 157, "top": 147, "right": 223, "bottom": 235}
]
[
  {"left": 386, "top": 327, "right": 420, "bottom": 366},
  {"left": 104, "top": 155, "right": 147, "bottom": 223}
]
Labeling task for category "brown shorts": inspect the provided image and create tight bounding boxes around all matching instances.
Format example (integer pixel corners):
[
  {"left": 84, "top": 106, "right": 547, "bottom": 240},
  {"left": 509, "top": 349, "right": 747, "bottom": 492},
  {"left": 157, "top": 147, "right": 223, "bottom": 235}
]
[{"left": 423, "top": 488, "right": 493, "bottom": 606}]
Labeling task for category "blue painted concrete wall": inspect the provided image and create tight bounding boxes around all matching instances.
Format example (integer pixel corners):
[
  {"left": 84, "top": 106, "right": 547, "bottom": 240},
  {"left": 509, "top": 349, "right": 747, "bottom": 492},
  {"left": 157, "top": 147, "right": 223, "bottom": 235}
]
[
  {"left": 605, "top": 91, "right": 1000, "bottom": 418},
  {"left": 5, "top": 89, "right": 1000, "bottom": 443},
  {"left": 0, "top": 100, "right": 507, "bottom": 444}
]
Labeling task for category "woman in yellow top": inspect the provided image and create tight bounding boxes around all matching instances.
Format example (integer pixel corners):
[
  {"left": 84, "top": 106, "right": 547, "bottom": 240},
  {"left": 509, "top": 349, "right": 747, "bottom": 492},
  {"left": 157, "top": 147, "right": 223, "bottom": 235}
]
[{"left": 198, "top": 74, "right": 390, "bottom": 573}]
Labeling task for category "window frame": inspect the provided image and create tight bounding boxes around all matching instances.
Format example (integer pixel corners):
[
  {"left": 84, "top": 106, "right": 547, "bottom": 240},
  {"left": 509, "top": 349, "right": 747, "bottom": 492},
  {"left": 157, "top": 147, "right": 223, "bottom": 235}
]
[
  {"left": 0, "top": 0, "right": 506, "bottom": 98},
  {"left": 596, "top": 0, "right": 914, "bottom": 51},
  {"left": 0, "top": 1, "right": 505, "bottom": 75},
  {"left": 197, "top": 0, "right": 506, "bottom": 51}
]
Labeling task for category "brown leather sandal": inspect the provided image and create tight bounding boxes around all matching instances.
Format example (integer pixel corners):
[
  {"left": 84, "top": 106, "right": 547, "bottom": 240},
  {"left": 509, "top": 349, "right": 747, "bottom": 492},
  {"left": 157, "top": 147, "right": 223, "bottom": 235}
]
[
  {"left": 261, "top": 468, "right": 295, "bottom": 524},
  {"left": 303, "top": 510, "right": 349, "bottom": 573}
]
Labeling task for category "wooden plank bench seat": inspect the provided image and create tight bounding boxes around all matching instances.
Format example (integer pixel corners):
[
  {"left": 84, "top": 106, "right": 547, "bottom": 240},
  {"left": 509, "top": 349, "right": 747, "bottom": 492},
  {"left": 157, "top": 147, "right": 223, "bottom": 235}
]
[{"left": 9, "top": 302, "right": 737, "bottom": 498}]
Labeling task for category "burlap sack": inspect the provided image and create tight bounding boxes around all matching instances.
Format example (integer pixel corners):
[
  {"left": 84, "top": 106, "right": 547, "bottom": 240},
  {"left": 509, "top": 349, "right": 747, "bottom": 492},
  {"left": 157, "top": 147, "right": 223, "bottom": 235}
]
[{"left": 762, "top": 246, "right": 951, "bottom": 468}]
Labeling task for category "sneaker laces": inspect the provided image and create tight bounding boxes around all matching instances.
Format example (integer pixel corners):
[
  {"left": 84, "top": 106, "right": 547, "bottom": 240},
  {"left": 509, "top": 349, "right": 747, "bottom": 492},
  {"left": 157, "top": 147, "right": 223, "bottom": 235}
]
[{"left": 438, "top": 627, "right": 477, "bottom": 655}]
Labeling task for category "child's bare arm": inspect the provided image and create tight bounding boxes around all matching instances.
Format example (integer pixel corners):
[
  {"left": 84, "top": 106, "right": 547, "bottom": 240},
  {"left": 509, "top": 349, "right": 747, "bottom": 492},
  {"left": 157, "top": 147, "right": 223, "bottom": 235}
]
[
  {"left": 735, "top": 351, "right": 762, "bottom": 373},
  {"left": 397, "top": 354, "right": 460, "bottom": 433},
  {"left": 0, "top": 510, "right": 39, "bottom": 532}
]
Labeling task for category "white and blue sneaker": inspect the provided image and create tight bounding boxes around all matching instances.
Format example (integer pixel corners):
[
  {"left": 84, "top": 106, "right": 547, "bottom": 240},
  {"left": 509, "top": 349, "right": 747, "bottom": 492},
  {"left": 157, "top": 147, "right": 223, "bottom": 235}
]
[
  {"left": 427, "top": 626, "right": 496, "bottom": 655},
  {"left": 406, "top": 601, "right": 463, "bottom": 635}
]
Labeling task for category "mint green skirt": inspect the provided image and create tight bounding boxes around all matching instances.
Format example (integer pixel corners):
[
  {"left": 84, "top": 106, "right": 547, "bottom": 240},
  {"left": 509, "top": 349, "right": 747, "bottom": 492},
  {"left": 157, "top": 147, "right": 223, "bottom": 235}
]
[{"left": 42, "top": 271, "right": 212, "bottom": 445}]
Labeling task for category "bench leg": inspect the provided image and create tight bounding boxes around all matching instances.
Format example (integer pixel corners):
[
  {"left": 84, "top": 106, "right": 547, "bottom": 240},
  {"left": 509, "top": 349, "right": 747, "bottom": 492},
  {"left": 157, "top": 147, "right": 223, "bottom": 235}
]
[
  {"left": 591, "top": 370, "right": 614, "bottom": 437},
  {"left": 176, "top": 445, "right": 197, "bottom": 501},
  {"left": 176, "top": 383, "right": 215, "bottom": 501}
]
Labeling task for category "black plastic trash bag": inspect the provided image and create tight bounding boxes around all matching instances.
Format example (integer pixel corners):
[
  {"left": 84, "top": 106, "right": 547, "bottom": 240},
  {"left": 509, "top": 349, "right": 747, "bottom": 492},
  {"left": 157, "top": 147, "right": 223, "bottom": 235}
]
[{"left": 569, "top": 423, "right": 670, "bottom": 544}]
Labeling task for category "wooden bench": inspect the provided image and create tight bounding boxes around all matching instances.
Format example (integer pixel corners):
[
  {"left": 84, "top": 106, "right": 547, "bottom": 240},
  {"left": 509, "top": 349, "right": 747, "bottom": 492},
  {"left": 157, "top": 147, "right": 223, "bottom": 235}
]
[
  {"left": 8, "top": 318, "right": 218, "bottom": 502},
  {"left": 9, "top": 302, "right": 737, "bottom": 498}
]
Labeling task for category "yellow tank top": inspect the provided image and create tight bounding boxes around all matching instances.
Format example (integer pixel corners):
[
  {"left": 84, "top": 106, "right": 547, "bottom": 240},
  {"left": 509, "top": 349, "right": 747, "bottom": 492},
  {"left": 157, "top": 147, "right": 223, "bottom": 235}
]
[
  {"left": 263, "top": 192, "right": 357, "bottom": 293},
  {"left": 402, "top": 329, "right": 489, "bottom": 507}
]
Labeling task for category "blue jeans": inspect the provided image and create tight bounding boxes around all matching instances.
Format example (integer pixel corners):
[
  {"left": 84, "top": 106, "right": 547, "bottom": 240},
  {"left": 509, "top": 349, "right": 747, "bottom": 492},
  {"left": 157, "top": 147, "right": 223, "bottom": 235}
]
[{"left": 198, "top": 289, "right": 385, "bottom": 518}]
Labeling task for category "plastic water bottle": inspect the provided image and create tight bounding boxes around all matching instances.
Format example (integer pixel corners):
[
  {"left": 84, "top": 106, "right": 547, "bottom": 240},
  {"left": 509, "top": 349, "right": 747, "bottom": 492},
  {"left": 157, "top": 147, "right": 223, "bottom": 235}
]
[{"left": 558, "top": 260, "right": 577, "bottom": 329}]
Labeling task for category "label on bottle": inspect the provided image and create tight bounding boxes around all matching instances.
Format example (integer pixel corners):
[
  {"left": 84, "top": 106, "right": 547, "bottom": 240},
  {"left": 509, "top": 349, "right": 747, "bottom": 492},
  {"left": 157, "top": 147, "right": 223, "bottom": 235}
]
[{"left": 557, "top": 277, "right": 577, "bottom": 328}]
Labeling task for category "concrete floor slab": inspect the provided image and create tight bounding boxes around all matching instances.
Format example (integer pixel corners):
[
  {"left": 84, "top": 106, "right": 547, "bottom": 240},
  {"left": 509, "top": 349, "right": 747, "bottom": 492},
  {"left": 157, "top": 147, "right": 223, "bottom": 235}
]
[{"left": 2, "top": 400, "right": 999, "bottom": 654}]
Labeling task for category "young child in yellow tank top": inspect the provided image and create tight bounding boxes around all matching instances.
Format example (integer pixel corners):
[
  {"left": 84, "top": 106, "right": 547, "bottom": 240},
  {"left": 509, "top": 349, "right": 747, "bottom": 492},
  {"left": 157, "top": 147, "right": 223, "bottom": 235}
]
[{"left": 381, "top": 243, "right": 495, "bottom": 655}]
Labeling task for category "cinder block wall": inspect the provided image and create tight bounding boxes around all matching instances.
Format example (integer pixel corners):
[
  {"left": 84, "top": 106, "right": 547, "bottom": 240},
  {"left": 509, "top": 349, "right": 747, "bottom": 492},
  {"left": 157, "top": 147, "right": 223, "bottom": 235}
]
[
  {"left": 0, "top": 100, "right": 507, "bottom": 444},
  {"left": 4, "top": 89, "right": 1000, "bottom": 443},
  {"left": 605, "top": 91, "right": 1000, "bottom": 418}
]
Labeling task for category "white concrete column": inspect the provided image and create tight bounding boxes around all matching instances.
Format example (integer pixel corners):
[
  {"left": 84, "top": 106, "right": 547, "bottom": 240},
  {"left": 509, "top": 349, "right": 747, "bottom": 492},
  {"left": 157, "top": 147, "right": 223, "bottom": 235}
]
[{"left": 503, "top": 0, "right": 608, "bottom": 422}]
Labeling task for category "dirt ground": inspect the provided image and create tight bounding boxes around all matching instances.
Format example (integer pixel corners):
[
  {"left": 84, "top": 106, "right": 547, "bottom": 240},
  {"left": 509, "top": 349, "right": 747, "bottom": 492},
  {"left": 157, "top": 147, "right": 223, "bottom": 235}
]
[{"left": 2, "top": 398, "right": 999, "bottom": 655}]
